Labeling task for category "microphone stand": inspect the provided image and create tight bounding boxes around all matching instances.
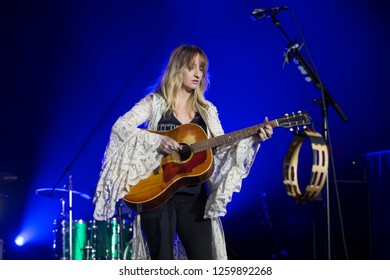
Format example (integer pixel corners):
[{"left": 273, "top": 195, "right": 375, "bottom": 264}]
[
  {"left": 264, "top": 13, "right": 348, "bottom": 260},
  {"left": 271, "top": 16, "right": 348, "bottom": 122}
]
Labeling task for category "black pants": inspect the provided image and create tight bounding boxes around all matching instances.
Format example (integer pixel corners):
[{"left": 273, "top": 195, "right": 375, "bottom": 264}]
[{"left": 140, "top": 185, "right": 212, "bottom": 260}]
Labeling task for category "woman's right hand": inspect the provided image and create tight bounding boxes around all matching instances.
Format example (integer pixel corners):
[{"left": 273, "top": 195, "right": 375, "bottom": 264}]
[{"left": 158, "top": 136, "right": 182, "bottom": 154}]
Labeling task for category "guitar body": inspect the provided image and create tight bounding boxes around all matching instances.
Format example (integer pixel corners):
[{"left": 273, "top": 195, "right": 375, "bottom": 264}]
[{"left": 122, "top": 123, "right": 214, "bottom": 212}]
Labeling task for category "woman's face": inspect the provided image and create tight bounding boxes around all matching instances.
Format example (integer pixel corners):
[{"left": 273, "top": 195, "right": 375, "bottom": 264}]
[{"left": 182, "top": 54, "right": 204, "bottom": 93}]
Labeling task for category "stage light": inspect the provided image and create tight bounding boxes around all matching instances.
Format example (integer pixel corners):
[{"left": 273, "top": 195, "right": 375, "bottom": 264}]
[{"left": 14, "top": 235, "right": 26, "bottom": 246}]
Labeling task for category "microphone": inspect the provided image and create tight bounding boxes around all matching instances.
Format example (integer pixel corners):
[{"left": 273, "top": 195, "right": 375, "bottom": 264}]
[{"left": 251, "top": 6, "right": 288, "bottom": 20}]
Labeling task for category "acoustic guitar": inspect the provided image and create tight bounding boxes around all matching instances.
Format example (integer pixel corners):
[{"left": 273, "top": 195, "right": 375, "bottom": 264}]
[{"left": 122, "top": 112, "right": 311, "bottom": 212}]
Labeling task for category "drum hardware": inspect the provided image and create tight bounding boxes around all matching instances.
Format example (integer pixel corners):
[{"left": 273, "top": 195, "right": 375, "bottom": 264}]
[
  {"left": 123, "top": 239, "right": 133, "bottom": 260},
  {"left": 68, "top": 174, "right": 73, "bottom": 260},
  {"left": 83, "top": 239, "right": 93, "bottom": 260},
  {"left": 36, "top": 174, "right": 91, "bottom": 260}
]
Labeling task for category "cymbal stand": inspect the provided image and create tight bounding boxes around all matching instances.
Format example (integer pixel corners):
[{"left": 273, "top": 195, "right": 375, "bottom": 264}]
[
  {"left": 68, "top": 174, "right": 73, "bottom": 260},
  {"left": 59, "top": 198, "right": 67, "bottom": 260}
]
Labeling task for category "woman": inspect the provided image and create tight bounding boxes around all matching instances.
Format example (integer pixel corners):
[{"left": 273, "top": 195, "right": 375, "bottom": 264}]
[{"left": 93, "top": 44, "right": 273, "bottom": 260}]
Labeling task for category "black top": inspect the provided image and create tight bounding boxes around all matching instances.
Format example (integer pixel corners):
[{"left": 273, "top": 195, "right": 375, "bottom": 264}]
[{"left": 157, "top": 111, "right": 207, "bottom": 134}]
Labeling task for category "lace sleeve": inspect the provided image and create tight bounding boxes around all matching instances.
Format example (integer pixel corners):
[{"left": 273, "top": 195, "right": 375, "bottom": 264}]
[
  {"left": 204, "top": 102, "right": 260, "bottom": 218},
  {"left": 93, "top": 95, "right": 165, "bottom": 221}
]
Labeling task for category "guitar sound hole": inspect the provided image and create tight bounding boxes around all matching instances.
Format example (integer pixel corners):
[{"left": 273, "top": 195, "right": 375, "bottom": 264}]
[{"left": 178, "top": 143, "right": 192, "bottom": 161}]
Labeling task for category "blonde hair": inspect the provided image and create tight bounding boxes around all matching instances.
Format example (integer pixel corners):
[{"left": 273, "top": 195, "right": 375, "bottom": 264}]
[{"left": 153, "top": 45, "right": 210, "bottom": 114}]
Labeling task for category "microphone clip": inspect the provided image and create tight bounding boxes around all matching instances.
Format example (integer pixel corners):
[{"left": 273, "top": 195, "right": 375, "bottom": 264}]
[{"left": 251, "top": 6, "right": 288, "bottom": 20}]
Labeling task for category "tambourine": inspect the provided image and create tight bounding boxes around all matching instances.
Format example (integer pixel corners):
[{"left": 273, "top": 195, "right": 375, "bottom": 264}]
[{"left": 283, "top": 129, "right": 329, "bottom": 203}]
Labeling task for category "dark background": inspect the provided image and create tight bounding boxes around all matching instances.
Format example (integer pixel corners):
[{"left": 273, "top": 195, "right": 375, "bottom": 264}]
[{"left": 1, "top": 0, "right": 389, "bottom": 260}]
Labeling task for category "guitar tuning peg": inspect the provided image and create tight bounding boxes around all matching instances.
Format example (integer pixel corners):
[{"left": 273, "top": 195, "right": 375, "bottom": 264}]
[
  {"left": 285, "top": 113, "right": 289, "bottom": 117},
  {"left": 289, "top": 128, "right": 294, "bottom": 132},
  {"left": 297, "top": 110, "right": 302, "bottom": 114}
]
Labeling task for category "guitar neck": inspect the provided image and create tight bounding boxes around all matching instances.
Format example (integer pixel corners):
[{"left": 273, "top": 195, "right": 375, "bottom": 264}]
[{"left": 192, "top": 119, "right": 279, "bottom": 153}]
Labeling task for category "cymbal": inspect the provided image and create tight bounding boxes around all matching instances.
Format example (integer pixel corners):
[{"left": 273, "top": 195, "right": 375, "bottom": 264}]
[
  {"left": 0, "top": 173, "right": 18, "bottom": 186},
  {"left": 35, "top": 188, "right": 91, "bottom": 200}
]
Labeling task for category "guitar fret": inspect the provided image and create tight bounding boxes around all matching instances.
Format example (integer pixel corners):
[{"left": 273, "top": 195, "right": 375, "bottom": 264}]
[
  {"left": 191, "top": 119, "right": 287, "bottom": 153},
  {"left": 192, "top": 124, "right": 262, "bottom": 153}
]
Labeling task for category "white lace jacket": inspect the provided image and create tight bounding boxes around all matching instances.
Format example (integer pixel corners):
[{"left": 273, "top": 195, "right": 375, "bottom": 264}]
[{"left": 93, "top": 93, "right": 260, "bottom": 259}]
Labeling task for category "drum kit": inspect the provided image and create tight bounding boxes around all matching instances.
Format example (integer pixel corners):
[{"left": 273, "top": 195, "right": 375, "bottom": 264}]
[
  {"left": 1, "top": 172, "right": 133, "bottom": 260},
  {"left": 35, "top": 175, "right": 133, "bottom": 260},
  {"left": 50, "top": 212, "right": 133, "bottom": 260}
]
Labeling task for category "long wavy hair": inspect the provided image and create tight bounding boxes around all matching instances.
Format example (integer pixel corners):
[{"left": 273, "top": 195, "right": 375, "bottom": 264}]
[{"left": 153, "top": 45, "right": 210, "bottom": 114}]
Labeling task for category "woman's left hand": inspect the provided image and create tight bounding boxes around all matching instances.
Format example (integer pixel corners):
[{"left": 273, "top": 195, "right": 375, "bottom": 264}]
[{"left": 258, "top": 117, "right": 273, "bottom": 142}]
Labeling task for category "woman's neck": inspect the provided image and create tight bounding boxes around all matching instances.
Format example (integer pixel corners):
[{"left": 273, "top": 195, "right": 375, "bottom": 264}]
[
  {"left": 173, "top": 89, "right": 195, "bottom": 123},
  {"left": 177, "top": 88, "right": 192, "bottom": 101}
]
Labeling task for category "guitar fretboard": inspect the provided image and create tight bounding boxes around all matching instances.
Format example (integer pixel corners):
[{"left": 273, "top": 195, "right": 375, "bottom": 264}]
[{"left": 191, "top": 119, "right": 279, "bottom": 153}]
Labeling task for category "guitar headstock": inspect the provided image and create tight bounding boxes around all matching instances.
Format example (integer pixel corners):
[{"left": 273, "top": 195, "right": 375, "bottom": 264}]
[{"left": 277, "top": 111, "right": 311, "bottom": 129}]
